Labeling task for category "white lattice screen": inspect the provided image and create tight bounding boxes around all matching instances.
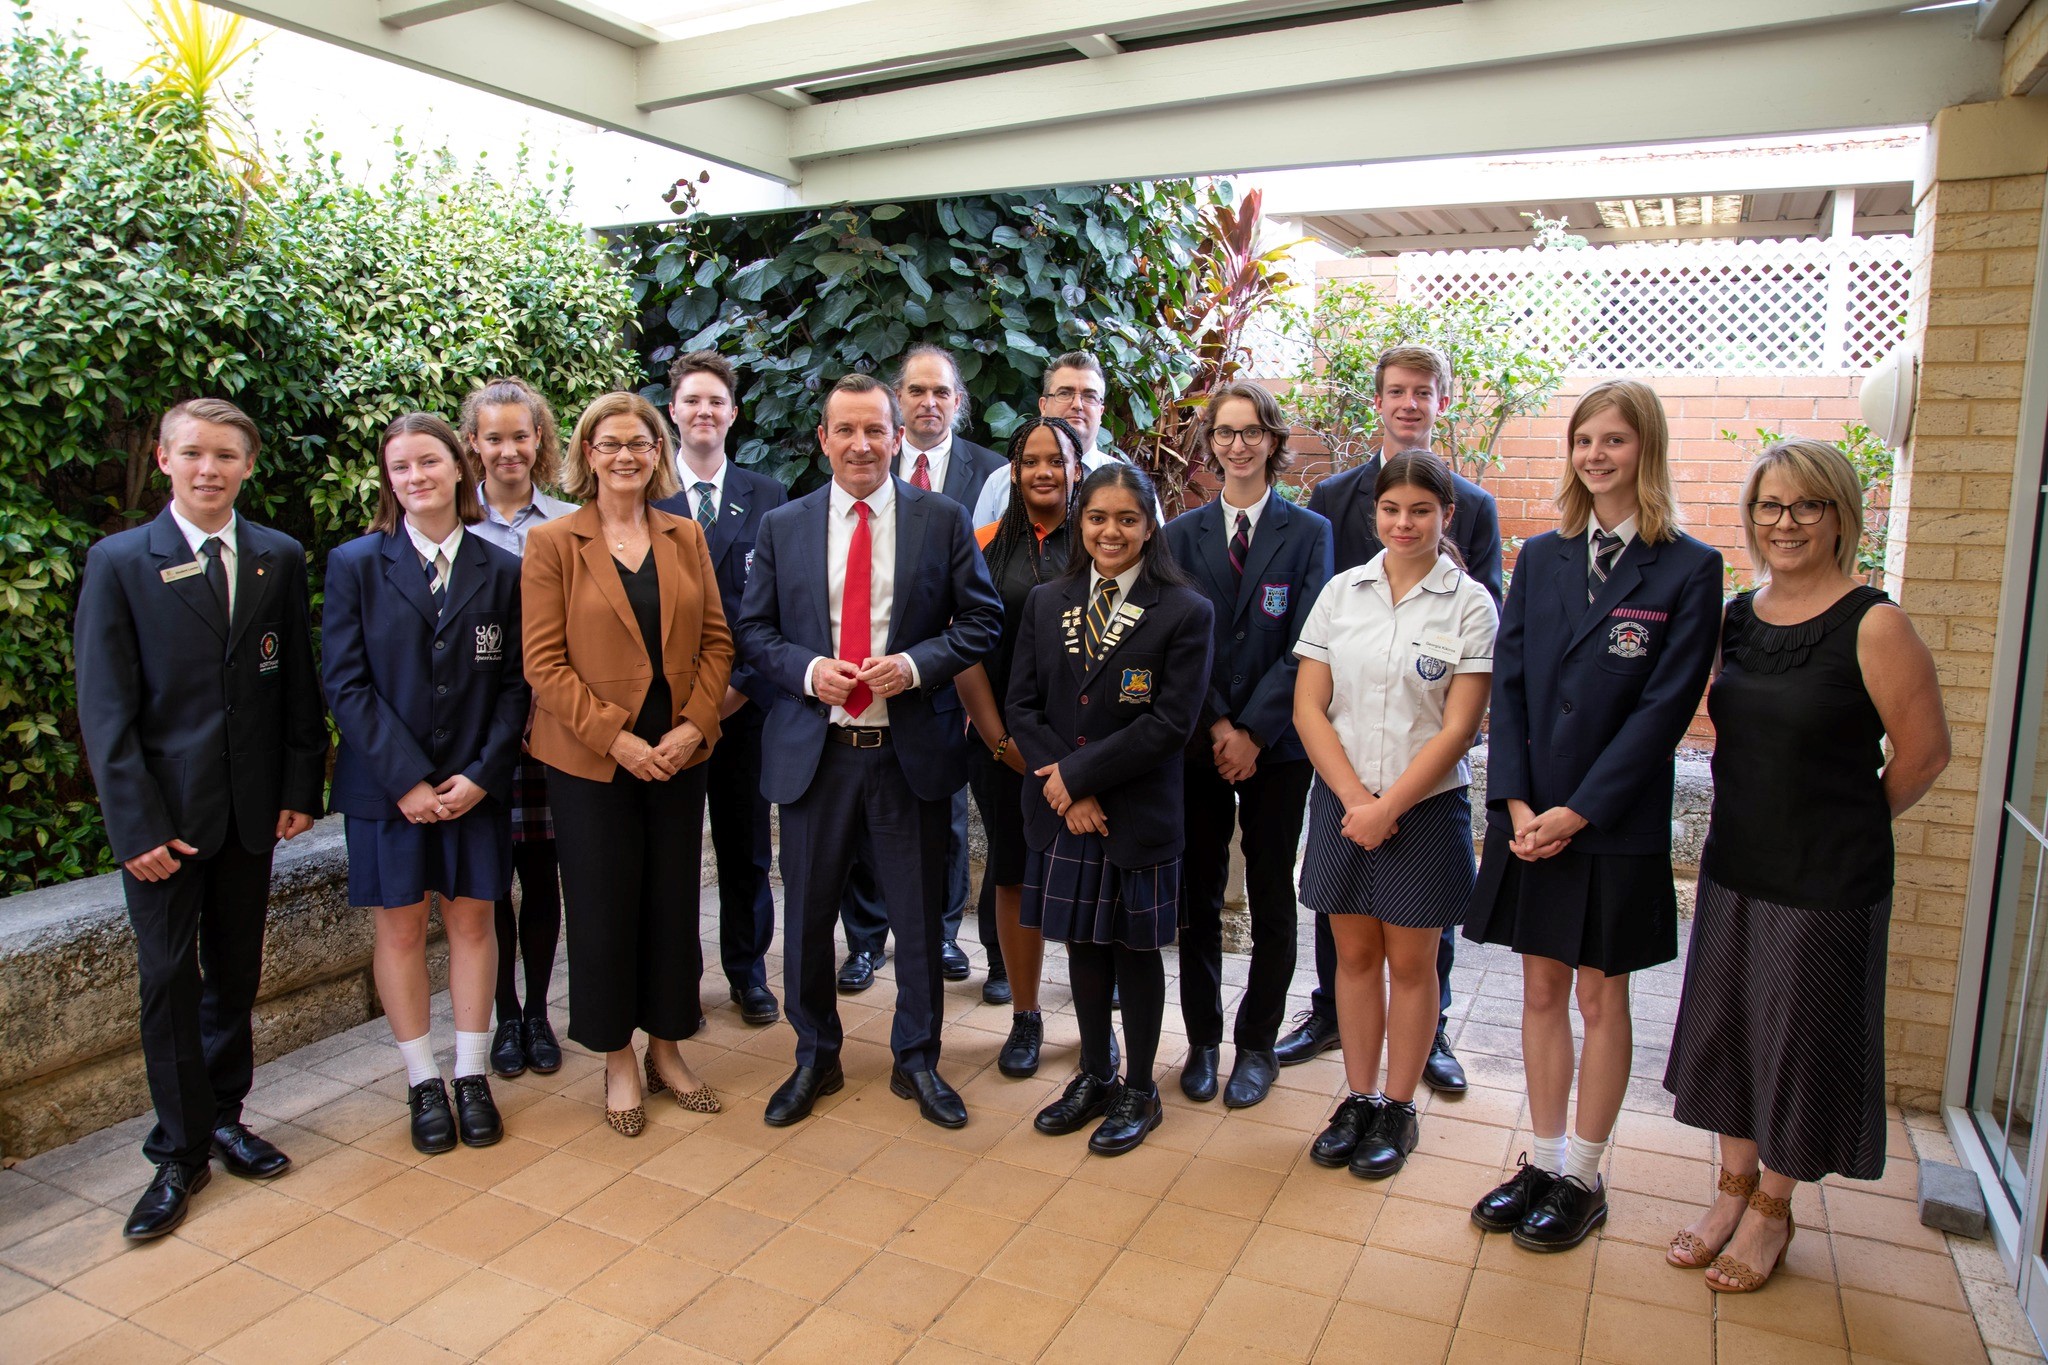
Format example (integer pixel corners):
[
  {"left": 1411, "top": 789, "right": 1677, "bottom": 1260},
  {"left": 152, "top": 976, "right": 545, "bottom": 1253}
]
[{"left": 1394, "top": 236, "right": 1915, "bottom": 373}]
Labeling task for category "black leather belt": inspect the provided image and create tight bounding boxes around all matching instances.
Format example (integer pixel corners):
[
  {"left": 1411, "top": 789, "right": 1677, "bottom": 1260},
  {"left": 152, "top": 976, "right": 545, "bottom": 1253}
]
[{"left": 827, "top": 726, "right": 890, "bottom": 748}]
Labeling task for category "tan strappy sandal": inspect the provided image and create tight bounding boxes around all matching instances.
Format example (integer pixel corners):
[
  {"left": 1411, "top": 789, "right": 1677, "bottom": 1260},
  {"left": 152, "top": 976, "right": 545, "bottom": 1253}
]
[
  {"left": 1706, "top": 1188, "right": 1796, "bottom": 1293},
  {"left": 1668, "top": 1168, "right": 1759, "bottom": 1268},
  {"left": 646, "top": 1053, "right": 722, "bottom": 1114}
]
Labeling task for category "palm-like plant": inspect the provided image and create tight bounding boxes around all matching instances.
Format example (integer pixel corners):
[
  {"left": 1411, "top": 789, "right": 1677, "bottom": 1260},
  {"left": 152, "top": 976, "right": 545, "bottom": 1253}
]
[{"left": 131, "top": 0, "right": 269, "bottom": 195}]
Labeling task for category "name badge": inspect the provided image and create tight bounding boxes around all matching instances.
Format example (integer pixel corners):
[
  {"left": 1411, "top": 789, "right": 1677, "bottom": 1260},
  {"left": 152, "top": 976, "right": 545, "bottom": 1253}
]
[
  {"left": 1418, "top": 631, "right": 1462, "bottom": 665},
  {"left": 161, "top": 562, "right": 203, "bottom": 583},
  {"left": 1116, "top": 603, "right": 1144, "bottom": 623}
]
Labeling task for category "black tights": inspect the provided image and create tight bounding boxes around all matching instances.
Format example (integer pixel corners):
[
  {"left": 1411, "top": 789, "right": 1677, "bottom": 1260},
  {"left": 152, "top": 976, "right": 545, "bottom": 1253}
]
[
  {"left": 493, "top": 840, "right": 562, "bottom": 1021},
  {"left": 1070, "top": 942, "right": 1163, "bottom": 1091}
]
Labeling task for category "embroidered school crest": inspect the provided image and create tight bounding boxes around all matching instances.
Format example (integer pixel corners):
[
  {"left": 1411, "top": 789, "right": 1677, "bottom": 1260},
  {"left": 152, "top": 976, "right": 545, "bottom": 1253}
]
[
  {"left": 1118, "top": 668, "right": 1153, "bottom": 703},
  {"left": 1415, "top": 654, "right": 1449, "bottom": 682},
  {"left": 474, "top": 623, "right": 504, "bottom": 663},
  {"left": 1260, "top": 583, "right": 1288, "bottom": 618},
  {"left": 258, "top": 630, "right": 280, "bottom": 675},
  {"left": 1607, "top": 620, "right": 1650, "bottom": 659}
]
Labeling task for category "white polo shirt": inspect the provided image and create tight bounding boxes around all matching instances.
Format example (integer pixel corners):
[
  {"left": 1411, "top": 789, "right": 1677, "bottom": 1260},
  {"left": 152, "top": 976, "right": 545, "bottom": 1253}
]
[{"left": 1293, "top": 551, "right": 1498, "bottom": 799}]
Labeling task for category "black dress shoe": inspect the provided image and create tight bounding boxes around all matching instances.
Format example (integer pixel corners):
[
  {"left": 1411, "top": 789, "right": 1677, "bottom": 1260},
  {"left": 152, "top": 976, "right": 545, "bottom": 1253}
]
[
  {"left": 1310, "top": 1095, "right": 1379, "bottom": 1168},
  {"left": 212, "top": 1122, "right": 291, "bottom": 1179},
  {"left": 1472, "top": 1155, "right": 1559, "bottom": 1232},
  {"left": 732, "top": 985, "right": 781, "bottom": 1026},
  {"left": 998, "top": 1012, "right": 1043, "bottom": 1078},
  {"left": 1422, "top": 1028, "right": 1467, "bottom": 1094},
  {"left": 837, "top": 950, "right": 884, "bottom": 994},
  {"left": 764, "top": 1060, "right": 844, "bottom": 1126},
  {"left": 408, "top": 1078, "right": 458, "bottom": 1154},
  {"left": 451, "top": 1074, "right": 503, "bottom": 1147},
  {"left": 1513, "top": 1174, "right": 1608, "bottom": 1252},
  {"left": 1275, "top": 1010, "right": 1341, "bottom": 1066},
  {"left": 939, "top": 940, "right": 971, "bottom": 982},
  {"left": 1035, "top": 1072, "right": 1120, "bottom": 1136},
  {"left": 523, "top": 1016, "right": 562, "bottom": 1074},
  {"left": 1180, "top": 1044, "right": 1220, "bottom": 1102},
  {"left": 124, "top": 1161, "right": 210, "bottom": 1240},
  {"left": 1089, "top": 1083, "right": 1162, "bottom": 1156},
  {"left": 490, "top": 1018, "right": 527, "bottom": 1078},
  {"left": 1349, "top": 1101, "right": 1418, "bottom": 1180},
  {"left": 982, "top": 963, "right": 1012, "bottom": 1006},
  {"left": 1222, "top": 1048, "right": 1279, "bottom": 1109},
  {"left": 890, "top": 1067, "right": 968, "bottom": 1129}
]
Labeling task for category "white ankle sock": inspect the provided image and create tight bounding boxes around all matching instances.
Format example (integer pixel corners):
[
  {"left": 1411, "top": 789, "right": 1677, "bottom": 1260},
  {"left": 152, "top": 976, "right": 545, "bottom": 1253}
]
[
  {"left": 395, "top": 1033, "right": 440, "bottom": 1088},
  {"left": 454, "top": 1030, "right": 492, "bottom": 1080},
  {"left": 1531, "top": 1133, "right": 1569, "bottom": 1175},
  {"left": 1564, "top": 1133, "right": 1609, "bottom": 1188}
]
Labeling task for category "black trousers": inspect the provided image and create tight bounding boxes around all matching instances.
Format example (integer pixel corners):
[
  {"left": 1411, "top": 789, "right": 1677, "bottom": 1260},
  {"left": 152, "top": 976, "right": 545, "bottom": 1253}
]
[
  {"left": 1310, "top": 918, "right": 1456, "bottom": 1026},
  {"left": 1180, "top": 751, "right": 1315, "bottom": 1053},
  {"left": 549, "top": 763, "right": 708, "bottom": 1053},
  {"left": 781, "top": 738, "right": 948, "bottom": 1070},
  {"left": 123, "top": 808, "right": 274, "bottom": 1167},
  {"left": 964, "top": 763, "right": 1012, "bottom": 975},
  {"left": 704, "top": 707, "right": 776, "bottom": 992},
  {"left": 840, "top": 784, "right": 971, "bottom": 954}
]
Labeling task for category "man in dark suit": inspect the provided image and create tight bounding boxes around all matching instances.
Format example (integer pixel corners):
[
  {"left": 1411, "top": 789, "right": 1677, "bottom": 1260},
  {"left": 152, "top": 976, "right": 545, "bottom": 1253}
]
[
  {"left": 655, "top": 350, "right": 787, "bottom": 1027},
  {"left": 73, "top": 398, "right": 327, "bottom": 1239},
  {"left": 835, "top": 345, "right": 1009, "bottom": 1000},
  {"left": 1290, "top": 344, "right": 1503, "bottom": 1093},
  {"left": 736, "top": 374, "right": 1001, "bottom": 1130}
]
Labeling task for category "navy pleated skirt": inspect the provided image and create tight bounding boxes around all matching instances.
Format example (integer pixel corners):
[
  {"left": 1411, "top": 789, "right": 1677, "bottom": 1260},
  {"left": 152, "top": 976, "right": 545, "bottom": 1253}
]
[
  {"left": 1298, "top": 782, "right": 1475, "bottom": 928},
  {"left": 345, "top": 803, "right": 511, "bottom": 909},
  {"left": 1021, "top": 830, "right": 1178, "bottom": 951},
  {"left": 1463, "top": 822, "right": 1678, "bottom": 975}
]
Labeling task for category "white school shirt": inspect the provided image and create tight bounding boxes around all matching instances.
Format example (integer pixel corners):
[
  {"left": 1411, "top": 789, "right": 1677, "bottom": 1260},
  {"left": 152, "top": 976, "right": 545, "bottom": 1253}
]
[
  {"left": 898, "top": 432, "right": 952, "bottom": 495},
  {"left": 802, "top": 478, "right": 919, "bottom": 724},
  {"left": 1588, "top": 512, "right": 1639, "bottom": 573},
  {"left": 1293, "top": 551, "right": 1498, "bottom": 800},
  {"left": 169, "top": 504, "right": 239, "bottom": 618},
  {"left": 403, "top": 521, "right": 463, "bottom": 598}
]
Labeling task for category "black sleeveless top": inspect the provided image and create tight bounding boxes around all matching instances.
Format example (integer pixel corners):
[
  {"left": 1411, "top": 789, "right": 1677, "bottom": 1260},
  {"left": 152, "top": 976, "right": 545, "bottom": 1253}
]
[
  {"left": 1699, "top": 585, "right": 1893, "bottom": 911},
  {"left": 617, "top": 553, "right": 673, "bottom": 746}
]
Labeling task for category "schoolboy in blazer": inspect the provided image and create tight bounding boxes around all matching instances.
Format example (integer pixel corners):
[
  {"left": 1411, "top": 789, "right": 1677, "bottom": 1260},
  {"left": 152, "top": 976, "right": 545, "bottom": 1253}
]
[
  {"left": 735, "top": 375, "right": 1001, "bottom": 1131},
  {"left": 654, "top": 350, "right": 788, "bottom": 1027},
  {"left": 1163, "top": 381, "right": 1334, "bottom": 1109},
  {"left": 1310, "top": 451, "right": 1502, "bottom": 603},
  {"left": 74, "top": 399, "right": 326, "bottom": 1239}
]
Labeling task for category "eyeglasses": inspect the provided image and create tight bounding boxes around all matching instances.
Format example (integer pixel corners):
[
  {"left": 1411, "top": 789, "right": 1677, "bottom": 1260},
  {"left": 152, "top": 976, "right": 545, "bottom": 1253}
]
[
  {"left": 590, "top": 438, "right": 658, "bottom": 456},
  {"left": 1211, "top": 426, "right": 1272, "bottom": 448},
  {"left": 1748, "top": 498, "right": 1834, "bottom": 526},
  {"left": 1047, "top": 387, "right": 1105, "bottom": 409}
]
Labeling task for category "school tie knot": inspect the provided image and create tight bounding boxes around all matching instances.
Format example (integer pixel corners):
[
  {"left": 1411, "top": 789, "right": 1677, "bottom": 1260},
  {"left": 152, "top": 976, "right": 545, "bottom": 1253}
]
[
  {"left": 1228, "top": 511, "right": 1250, "bottom": 582},
  {"left": 1589, "top": 529, "right": 1623, "bottom": 603},
  {"left": 693, "top": 481, "right": 716, "bottom": 528},
  {"left": 199, "top": 535, "right": 229, "bottom": 626},
  {"left": 911, "top": 451, "right": 932, "bottom": 491},
  {"left": 1086, "top": 577, "right": 1119, "bottom": 661}
]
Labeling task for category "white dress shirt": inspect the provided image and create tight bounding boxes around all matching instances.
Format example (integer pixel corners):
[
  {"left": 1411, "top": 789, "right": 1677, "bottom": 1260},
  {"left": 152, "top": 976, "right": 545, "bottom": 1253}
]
[
  {"left": 677, "top": 453, "right": 729, "bottom": 525},
  {"left": 169, "top": 504, "right": 239, "bottom": 619},
  {"left": 804, "top": 478, "right": 919, "bottom": 725},
  {"left": 1588, "top": 512, "right": 1639, "bottom": 572},
  {"left": 1293, "top": 551, "right": 1498, "bottom": 800},
  {"left": 403, "top": 520, "right": 464, "bottom": 598},
  {"left": 899, "top": 432, "right": 952, "bottom": 495},
  {"left": 1219, "top": 486, "right": 1272, "bottom": 553}
]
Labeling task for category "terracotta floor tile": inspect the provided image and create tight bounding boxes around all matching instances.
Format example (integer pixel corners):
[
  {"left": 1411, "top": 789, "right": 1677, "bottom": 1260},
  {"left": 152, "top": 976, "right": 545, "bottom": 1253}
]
[
  {"left": 170, "top": 1184, "right": 319, "bottom": 1260},
  {"left": 1085, "top": 1248, "right": 1223, "bottom": 1328},
  {"left": 481, "top": 1297, "right": 645, "bottom": 1363},
  {"left": 1198, "top": 1117, "right": 1310, "bottom": 1175},
  {"left": 396, "top": 1266, "right": 553, "bottom": 1357},
  {"left": 38, "top": 1144, "right": 156, "bottom": 1206},
  {"left": 1166, "top": 1156, "right": 1286, "bottom": 1221},
  {"left": 409, "top": 1192, "right": 553, "bottom": 1264},
  {"left": 1597, "top": 1188, "right": 1711, "bottom": 1253},
  {"left": 1606, "top": 1146, "right": 1711, "bottom": 1199},
  {"left": 1046, "top": 1302, "right": 1185, "bottom": 1365},
  {"left": 0, "top": 1264, "right": 43, "bottom": 1315},
  {"left": 937, "top": 1159, "right": 1062, "bottom": 1221},
  {"left": 1388, "top": 1152, "right": 1502, "bottom": 1211},
  {"left": 335, "top": 1325, "right": 475, "bottom": 1362},
  {"left": 1342, "top": 1246, "right": 1471, "bottom": 1325},
  {"left": 1611, "top": 1111, "right": 1716, "bottom": 1161},
  {"left": 1456, "top": 1267, "right": 1588, "bottom": 1353},
  {"left": 505, "top": 1093, "right": 606, "bottom": 1148},
  {"left": 709, "top": 1154, "right": 844, "bottom": 1222},
  {"left": 1314, "top": 1300, "right": 1455, "bottom": 1364},
  {"left": 1589, "top": 1238, "right": 1712, "bottom": 1315},
  {"left": 1263, "top": 1174, "right": 1384, "bottom": 1243},
  {"left": 241, "top": 1211, "right": 393, "bottom": 1290},
  {"left": 617, "top": 1334, "right": 735, "bottom": 1365},
  {"left": 1175, "top": 1328, "right": 1307, "bottom": 1362},
  {"left": 1129, "top": 1200, "right": 1258, "bottom": 1272},
  {"left": 763, "top": 1304, "right": 915, "bottom": 1364},
  {"left": 1233, "top": 1222, "right": 1362, "bottom": 1299},
  {"left": 0, "top": 1291, "right": 115, "bottom": 1365},
  {"left": 563, "top": 1172, "right": 696, "bottom": 1243},
  {"left": 1426, "top": 1083, "right": 1524, "bottom": 1131},
  {"left": 332, "top": 1165, "right": 475, "bottom": 1236},
  {"left": 649, "top": 1196, "right": 786, "bottom": 1272},
  {"left": 737, "top": 1223, "right": 876, "bottom": 1301},
  {"left": 486, "top": 1217, "right": 633, "bottom": 1293},
  {"left": 129, "top": 1262, "right": 296, "bottom": 1348},
  {"left": 658, "top": 1273, "right": 812, "bottom": 1360},
  {"left": 277, "top": 1146, "right": 409, "bottom": 1209},
  {"left": 1366, "top": 1196, "right": 1483, "bottom": 1266},
  {"left": 856, "top": 1137, "right": 978, "bottom": 1199},
  {"left": 926, "top": 1278, "right": 1073, "bottom": 1362},
  {"left": 431, "top": 1134, "right": 553, "bottom": 1192},
  {"left": 211, "top": 1291, "right": 379, "bottom": 1365},
  {"left": 1839, "top": 1287, "right": 1990, "bottom": 1365},
  {"left": 1714, "top": 1269, "right": 1848, "bottom": 1346},
  {"left": 61, "top": 1233, "right": 225, "bottom": 1315},
  {"left": 1823, "top": 1187, "right": 1946, "bottom": 1254},
  {"left": 1414, "top": 1115, "right": 1515, "bottom": 1170},
  {"left": 886, "top": 1201, "right": 1022, "bottom": 1276},
  {"left": 316, "top": 1238, "right": 472, "bottom": 1322},
  {"left": 1067, "top": 1138, "right": 1192, "bottom": 1200},
  {"left": 982, "top": 1223, "right": 1119, "bottom": 1301},
  {"left": 1581, "top": 1294, "right": 1711, "bottom": 1365},
  {"left": 0, "top": 1211, "right": 130, "bottom": 1288},
  {"left": 0, "top": 1183, "right": 95, "bottom": 1252},
  {"left": 487, "top": 1149, "right": 625, "bottom": 1218},
  {"left": 1194, "top": 1274, "right": 1336, "bottom": 1359},
  {"left": 563, "top": 1113, "right": 689, "bottom": 1169},
  {"left": 979, "top": 1125, "right": 1094, "bottom": 1178},
  {"left": 1031, "top": 1178, "right": 1157, "bottom": 1245},
  {"left": 1444, "top": 1325, "right": 1584, "bottom": 1364},
  {"left": 40, "top": 1319, "right": 189, "bottom": 1365},
  {"left": 1715, "top": 1320, "right": 1852, "bottom": 1365},
  {"left": 1475, "top": 1224, "right": 1596, "bottom": 1290},
  {"left": 797, "top": 1177, "right": 928, "bottom": 1246},
  {"left": 1831, "top": 1233, "right": 1972, "bottom": 1311},
  {"left": 827, "top": 1251, "right": 970, "bottom": 1334},
  {"left": 570, "top": 1245, "right": 719, "bottom": 1329},
  {"left": 778, "top": 1117, "right": 897, "bottom": 1175}
]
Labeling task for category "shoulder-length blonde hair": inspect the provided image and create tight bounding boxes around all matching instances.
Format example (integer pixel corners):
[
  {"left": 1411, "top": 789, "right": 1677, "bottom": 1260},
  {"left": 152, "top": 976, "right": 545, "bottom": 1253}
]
[
  {"left": 561, "top": 392, "right": 678, "bottom": 503},
  {"left": 370, "top": 412, "right": 483, "bottom": 534},
  {"left": 1740, "top": 438, "right": 1865, "bottom": 578},
  {"left": 1556, "top": 378, "right": 1681, "bottom": 543}
]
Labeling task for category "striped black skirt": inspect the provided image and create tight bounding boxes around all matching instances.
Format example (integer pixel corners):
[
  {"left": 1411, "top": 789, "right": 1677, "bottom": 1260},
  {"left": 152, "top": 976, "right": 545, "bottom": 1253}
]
[
  {"left": 1020, "top": 830, "right": 1177, "bottom": 951},
  {"left": 1298, "top": 782, "right": 1475, "bottom": 928},
  {"left": 1663, "top": 873, "right": 1891, "bottom": 1182}
]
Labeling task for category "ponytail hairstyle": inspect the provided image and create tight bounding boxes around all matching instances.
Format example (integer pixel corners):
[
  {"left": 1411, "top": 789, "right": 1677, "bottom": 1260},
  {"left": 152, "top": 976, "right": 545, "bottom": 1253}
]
[
  {"left": 458, "top": 377, "right": 563, "bottom": 491},
  {"left": 986, "top": 414, "right": 1085, "bottom": 590},
  {"left": 1058, "top": 462, "right": 1195, "bottom": 593},
  {"left": 1375, "top": 449, "right": 1465, "bottom": 572}
]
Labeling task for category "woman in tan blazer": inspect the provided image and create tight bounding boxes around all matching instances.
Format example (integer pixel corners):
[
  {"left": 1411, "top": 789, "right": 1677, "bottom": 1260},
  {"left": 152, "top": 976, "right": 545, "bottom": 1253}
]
[{"left": 524, "top": 391, "right": 734, "bottom": 1135}]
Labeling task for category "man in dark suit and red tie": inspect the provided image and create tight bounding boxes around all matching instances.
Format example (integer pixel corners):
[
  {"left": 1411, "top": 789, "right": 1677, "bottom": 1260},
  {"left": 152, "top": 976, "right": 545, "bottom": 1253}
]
[
  {"left": 736, "top": 374, "right": 1002, "bottom": 1130},
  {"left": 73, "top": 398, "right": 328, "bottom": 1239},
  {"left": 655, "top": 350, "right": 788, "bottom": 1027}
]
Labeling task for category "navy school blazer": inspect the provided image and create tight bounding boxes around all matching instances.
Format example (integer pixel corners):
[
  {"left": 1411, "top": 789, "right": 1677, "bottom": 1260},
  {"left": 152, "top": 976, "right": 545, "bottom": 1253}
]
[
  {"left": 654, "top": 463, "right": 787, "bottom": 713},
  {"left": 1005, "top": 574, "right": 1215, "bottom": 868},
  {"left": 1485, "top": 527, "right": 1722, "bottom": 856},
  {"left": 734, "top": 477, "right": 1003, "bottom": 806},
  {"left": 1164, "top": 493, "right": 1333, "bottom": 764},
  {"left": 74, "top": 509, "right": 328, "bottom": 862},
  {"left": 321, "top": 529, "right": 529, "bottom": 821},
  {"left": 1307, "top": 453, "right": 1504, "bottom": 601}
]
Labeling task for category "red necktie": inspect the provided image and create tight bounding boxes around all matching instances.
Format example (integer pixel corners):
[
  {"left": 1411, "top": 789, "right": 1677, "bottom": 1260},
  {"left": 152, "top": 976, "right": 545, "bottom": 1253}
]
[
  {"left": 912, "top": 452, "right": 932, "bottom": 491},
  {"left": 840, "top": 501, "right": 874, "bottom": 718}
]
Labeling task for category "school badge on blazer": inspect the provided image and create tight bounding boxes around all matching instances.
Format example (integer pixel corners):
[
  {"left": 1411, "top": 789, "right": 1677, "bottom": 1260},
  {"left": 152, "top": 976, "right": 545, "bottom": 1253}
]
[
  {"left": 1118, "top": 668, "right": 1153, "bottom": 703},
  {"left": 1260, "top": 583, "right": 1289, "bottom": 617},
  {"left": 1607, "top": 619, "right": 1650, "bottom": 659},
  {"left": 474, "top": 622, "right": 504, "bottom": 663},
  {"left": 258, "top": 630, "right": 281, "bottom": 675}
]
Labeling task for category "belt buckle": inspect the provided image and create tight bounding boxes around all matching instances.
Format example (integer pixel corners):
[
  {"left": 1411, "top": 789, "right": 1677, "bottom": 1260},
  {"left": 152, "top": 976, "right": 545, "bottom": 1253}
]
[{"left": 854, "top": 727, "right": 882, "bottom": 749}]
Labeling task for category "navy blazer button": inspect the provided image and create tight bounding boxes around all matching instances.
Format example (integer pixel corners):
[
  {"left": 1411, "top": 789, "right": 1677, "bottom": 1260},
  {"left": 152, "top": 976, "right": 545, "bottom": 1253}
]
[
  {"left": 1233, "top": 675, "right": 1244, "bottom": 685},
  {"left": 1561, "top": 701, "right": 1574, "bottom": 713},
  {"left": 1235, "top": 630, "right": 1246, "bottom": 641},
  {"left": 435, "top": 728, "right": 448, "bottom": 739},
  {"left": 437, "top": 684, "right": 448, "bottom": 695},
  {"left": 435, "top": 640, "right": 446, "bottom": 650}
]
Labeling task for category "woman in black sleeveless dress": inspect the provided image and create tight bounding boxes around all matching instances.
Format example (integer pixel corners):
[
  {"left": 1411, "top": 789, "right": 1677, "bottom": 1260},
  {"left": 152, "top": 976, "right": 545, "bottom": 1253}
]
[{"left": 1663, "top": 439, "right": 1948, "bottom": 1294}]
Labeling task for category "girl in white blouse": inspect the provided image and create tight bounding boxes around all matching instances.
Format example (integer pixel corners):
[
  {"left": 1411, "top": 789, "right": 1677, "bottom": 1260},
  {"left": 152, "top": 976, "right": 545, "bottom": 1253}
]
[{"left": 1292, "top": 452, "right": 1498, "bottom": 1180}]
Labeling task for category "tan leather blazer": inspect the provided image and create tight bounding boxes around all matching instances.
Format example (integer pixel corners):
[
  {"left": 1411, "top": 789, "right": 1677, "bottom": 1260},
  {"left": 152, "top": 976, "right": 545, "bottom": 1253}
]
[{"left": 522, "top": 504, "right": 734, "bottom": 781}]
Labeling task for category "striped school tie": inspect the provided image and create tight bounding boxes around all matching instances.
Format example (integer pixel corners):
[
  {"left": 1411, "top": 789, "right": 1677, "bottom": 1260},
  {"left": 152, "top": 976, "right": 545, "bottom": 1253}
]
[
  {"left": 1589, "top": 529, "right": 1622, "bottom": 603},
  {"left": 1228, "top": 511, "right": 1250, "bottom": 584},
  {"left": 426, "top": 550, "right": 449, "bottom": 617},
  {"left": 1086, "top": 578, "right": 1118, "bottom": 661},
  {"left": 693, "top": 481, "right": 717, "bottom": 528}
]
